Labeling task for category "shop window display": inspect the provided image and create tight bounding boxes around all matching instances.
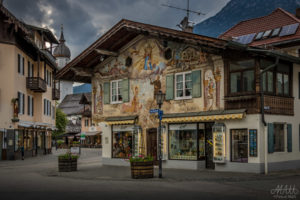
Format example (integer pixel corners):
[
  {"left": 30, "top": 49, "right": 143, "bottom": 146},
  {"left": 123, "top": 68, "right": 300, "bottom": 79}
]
[
  {"left": 169, "top": 125, "right": 197, "bottom": 160},
  {"left": 198, "top": 128, "right": 205, "bottom": 160},
  {"left": 231, "top": 129, "right": 248, "bottom": 162},
  {"left": 112, "top": 131, "right": 132, "bottom": 158}
]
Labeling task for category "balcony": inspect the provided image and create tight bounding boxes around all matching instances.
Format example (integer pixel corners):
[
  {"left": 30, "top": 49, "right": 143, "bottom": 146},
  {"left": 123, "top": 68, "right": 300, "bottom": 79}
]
[
  {"left": 52, "top": 88, "right": 60, "bottom": 100},
  {"left": 26, "top": 77, "right": 47, "bottom": 92},
  {"left": 224, "top": 94, "right": 294, "bottom": 115}
]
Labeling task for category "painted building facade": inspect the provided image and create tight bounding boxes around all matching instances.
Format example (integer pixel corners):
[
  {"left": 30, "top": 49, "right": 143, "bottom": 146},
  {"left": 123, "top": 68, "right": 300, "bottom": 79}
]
[
  {"left": 57, "top": 19, "right": 300, "bottom": 173},
  {"left": 0, "top": 4, "right": 58, "bottom": 160}
]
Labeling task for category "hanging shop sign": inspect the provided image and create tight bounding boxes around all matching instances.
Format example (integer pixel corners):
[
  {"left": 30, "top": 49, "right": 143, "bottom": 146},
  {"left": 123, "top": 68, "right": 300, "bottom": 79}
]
[
  {"left": 80, "top": 132, "right": 86, "bottom": 140},
  {"left": 249, "top": 129, "right": 257, "bottom": 157},
  {"left": 71, "top": 146, "right": 80, "bottom": 155},
  {"left": 212, "top": 123, "right": 226, "bottom": 163}
]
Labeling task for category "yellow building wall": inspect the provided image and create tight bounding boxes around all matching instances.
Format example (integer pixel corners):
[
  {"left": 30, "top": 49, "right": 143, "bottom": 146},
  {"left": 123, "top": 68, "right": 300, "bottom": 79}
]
[{"left": 0, "top": 43, "right": 56, "bottom": 129}]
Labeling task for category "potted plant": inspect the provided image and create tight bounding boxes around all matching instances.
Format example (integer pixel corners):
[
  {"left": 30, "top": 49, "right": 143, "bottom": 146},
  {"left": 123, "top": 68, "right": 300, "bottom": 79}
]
[
  {"left": 58, "top": 152, "right": 79, "bottom": 172},
  {"left": 129, "top": 155, "right": 154, "bottom": 179},
  {"left": 56, "top": 140, "right": 64, "bottom": 149}
]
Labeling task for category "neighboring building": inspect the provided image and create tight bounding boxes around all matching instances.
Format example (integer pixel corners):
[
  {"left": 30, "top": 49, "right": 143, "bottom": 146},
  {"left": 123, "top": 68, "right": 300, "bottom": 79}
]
[
  {"left": 219, "top": 8, "right": 300, "bottom": 57},
  {"left": 0, "top": 4, "right": 59, "bottom": 160},
  {"left": 57, "top": 19, "right": 300, "bottom": 173},
  {"left": 58, "top": 93, "right": 84, "bottom": 143},
  {"left": 73, "top": 83, "right": 92, "bottom": 94},
  {"left": 79, "top": 93, "right": 101, "bottom": 147},
  {"left": 53, "top": 25, "right": 72, "bottom": 103}
]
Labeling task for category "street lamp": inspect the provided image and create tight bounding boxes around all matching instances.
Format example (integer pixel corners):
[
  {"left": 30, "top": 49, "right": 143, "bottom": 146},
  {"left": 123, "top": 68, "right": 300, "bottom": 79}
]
[{"left": 155, "top": 90, "right": 165, "bottom": 178}]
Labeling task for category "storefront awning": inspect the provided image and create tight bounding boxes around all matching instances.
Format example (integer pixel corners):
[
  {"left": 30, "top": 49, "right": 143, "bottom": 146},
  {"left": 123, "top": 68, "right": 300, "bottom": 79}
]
[
  {"left": 76, "top": 131, "right": 101, "bottom": 136},
  {"left": 105, "top": 115, "right": 138, "bottom": 125},
  {"left": 162, "top": 109, "right": 246, "bottom": 123}
]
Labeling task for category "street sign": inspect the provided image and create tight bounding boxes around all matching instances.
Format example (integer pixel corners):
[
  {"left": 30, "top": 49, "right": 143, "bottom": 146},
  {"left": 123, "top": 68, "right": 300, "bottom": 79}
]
[
  {"left": 149, "top": 109, "right": 159, "bottom": 113},
  {"left": 158, "top": 110, "right": 164, "bottom": 120}
]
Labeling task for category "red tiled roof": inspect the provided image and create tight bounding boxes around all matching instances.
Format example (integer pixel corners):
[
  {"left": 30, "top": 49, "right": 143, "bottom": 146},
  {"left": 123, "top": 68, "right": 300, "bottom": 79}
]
[{"left": 219, "top": 8, "right": 300, "bottom": 47}]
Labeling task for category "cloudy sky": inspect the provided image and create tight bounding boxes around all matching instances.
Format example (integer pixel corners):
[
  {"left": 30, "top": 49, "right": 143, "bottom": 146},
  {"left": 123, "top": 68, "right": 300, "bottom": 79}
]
[{"left": 4, "top": 0, "right": 230, "bottom": 58}]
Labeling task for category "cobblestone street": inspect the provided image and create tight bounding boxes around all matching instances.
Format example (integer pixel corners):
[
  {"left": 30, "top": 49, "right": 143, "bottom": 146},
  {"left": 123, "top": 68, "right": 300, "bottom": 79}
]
[{"left": 0, "top": 148, "right": 299, "bottom": 200}]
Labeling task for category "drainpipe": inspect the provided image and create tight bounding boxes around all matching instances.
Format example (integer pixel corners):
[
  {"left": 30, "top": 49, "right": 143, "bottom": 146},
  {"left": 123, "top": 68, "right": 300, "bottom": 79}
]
[{"left": 259, "top": 56, "right": 279, "bottom": 175}]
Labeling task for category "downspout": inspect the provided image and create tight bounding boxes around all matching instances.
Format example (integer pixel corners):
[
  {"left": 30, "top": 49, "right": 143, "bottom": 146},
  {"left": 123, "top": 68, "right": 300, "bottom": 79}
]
[{"left": 259, "top": 56, "right": 279, "bottom": 175}]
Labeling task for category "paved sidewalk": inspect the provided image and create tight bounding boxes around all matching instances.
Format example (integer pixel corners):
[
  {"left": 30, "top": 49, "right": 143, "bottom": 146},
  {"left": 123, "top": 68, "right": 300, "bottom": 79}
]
[{"left": 44, "top": 157, "right": 300, "bottom": 183}]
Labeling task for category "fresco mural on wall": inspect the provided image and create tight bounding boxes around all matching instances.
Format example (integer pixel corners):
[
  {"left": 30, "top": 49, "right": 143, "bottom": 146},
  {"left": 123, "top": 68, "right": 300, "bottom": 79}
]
[
  {"left": 93, "top": 80, "right": 103, "bottom": 115},
  {"left": 93, "top": 37, "right": 223, "bottom": 123}
]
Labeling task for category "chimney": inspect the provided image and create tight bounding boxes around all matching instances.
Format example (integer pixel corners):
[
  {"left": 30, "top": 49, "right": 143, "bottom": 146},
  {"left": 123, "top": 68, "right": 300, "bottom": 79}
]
[{"left": 296, "top": 8, "right": 300, "bottom": 19}]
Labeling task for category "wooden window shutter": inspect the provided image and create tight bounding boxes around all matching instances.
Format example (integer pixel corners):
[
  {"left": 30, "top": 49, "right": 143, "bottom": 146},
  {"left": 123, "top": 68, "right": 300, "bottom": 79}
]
[
  {"left": 103, "top": 82, "right": 110, "bottom": 104},
  {"left": 18, "top": 92, "right": 21, "bottom": 114},
  {"left": 268, "top": 123, "right": 274, "bottom": 153},
  {"left": 22, "top": 57, "right": 24, "bottom": 75},
  {"left": 121, "top": 79, "right": 130, "bottom": 102},
  {"left": 22, "top": 93, "right": 25, "bottom": 114},
  {"left": 28, "top": 96, "right": 30, "bottom": 115},
  {"left": 166, "top": 74, "right": 174, "bottom": 100},
  {"left": 192, "top": 70, "right": 202, "bottom": 98},
  {"left": 18, "top": 54, "right": 20, "bottom": 73},
  {"left": 28, "top": 61, "right": 30, "bottom": 77},
  {"left": 287, "top": 124, "right": 292, "bottom": 152},
  {"left": 44, "top": 99, "right": 46, "bottom": 115},
  {"left": 32, "top": 97, "right": 34, "bottom": 116},
  {"left": 298, "top": 72, "right": 300, "bottom": 99}
]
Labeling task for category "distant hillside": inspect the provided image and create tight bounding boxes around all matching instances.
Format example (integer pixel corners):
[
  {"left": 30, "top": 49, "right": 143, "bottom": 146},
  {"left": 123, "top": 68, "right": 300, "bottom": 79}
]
[
  {"left": 73, "top": 83, "right": 91, "bottom": 94},
  {"left": 193, "top": 0, "right": 300, "bottom": 38}
]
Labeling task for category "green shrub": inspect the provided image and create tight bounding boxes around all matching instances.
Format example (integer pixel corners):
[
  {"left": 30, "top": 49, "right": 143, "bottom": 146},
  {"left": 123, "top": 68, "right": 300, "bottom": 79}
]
[
  {"left": 58, "top": 152, "right": 79, "bottom": 160},
  {"left": 56, "top": 140, "right": 64, "bottom": 145}
]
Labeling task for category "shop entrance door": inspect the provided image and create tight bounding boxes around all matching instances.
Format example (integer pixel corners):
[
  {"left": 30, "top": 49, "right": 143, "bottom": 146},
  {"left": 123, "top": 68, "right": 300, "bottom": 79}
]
[
  {"left": 147, "top": 128, "right": 157, "bottom": 163},
  {"left": 205, "top": 123, "right": 215, "bottom": 169}
]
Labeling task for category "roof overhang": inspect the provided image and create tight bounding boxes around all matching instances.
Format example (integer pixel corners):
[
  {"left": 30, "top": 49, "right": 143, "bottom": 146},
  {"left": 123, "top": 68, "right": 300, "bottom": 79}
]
[{"left": 56, "top": 19, "right": 228, "bottom": 83}]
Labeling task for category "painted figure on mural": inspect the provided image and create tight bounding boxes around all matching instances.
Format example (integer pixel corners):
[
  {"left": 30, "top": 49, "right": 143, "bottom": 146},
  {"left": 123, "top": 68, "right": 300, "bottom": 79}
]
[
  {"left": 150, "top": 75, "right": 161, "bottom": 97},
  {"left": 144, "top": 44, "right": 153, "bottom": 70},
  {"left": 97, "top": 83, "right": 103, "bottom": 114},
  {"left": 122, "top": 86, "right": 142, "bottom": 113},
  {"left": 204, "top": 70, "right": 216, "bottom": 111}
]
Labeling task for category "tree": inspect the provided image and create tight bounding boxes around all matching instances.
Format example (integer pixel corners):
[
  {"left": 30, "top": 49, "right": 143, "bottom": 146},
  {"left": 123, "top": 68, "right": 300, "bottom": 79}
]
[{"left": 53, "top": 108, "right": 68, "bottom": 139}]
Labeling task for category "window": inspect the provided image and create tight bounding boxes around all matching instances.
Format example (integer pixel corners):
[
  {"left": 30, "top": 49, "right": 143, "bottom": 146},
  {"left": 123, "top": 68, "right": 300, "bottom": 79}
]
[
  {"left": 18, "top": 92, "right": 25, "bottom": 115},
  {"left": 52, "top": 106, "right": 54, "bottom": 119},
  {"left": 261, "top": 59, "right": 291, "bottom": 96},
  {"left": 274, "top": 124, "right": 284, "bottom": 152},
  {"left": 27, "top": 96, "right": 33, "bottom": 116},
  {"left": 28, "top": 61, "right": 34, "bottom": 77},
  {"left": 229, "top": 59, "right": 255, "bottom": 94},
  {"left": 175, "top": 72, "right": 192, "bottom": 99},
  {"left": 44, "top": 99, "right": 51, "bottom": 116},
  {"left": 277, "top": 63, "right": 290, "bottom": 96},
  {"left": 169, "top": 124, "right": 197, "bottom": 160},
  {"left": 18, "top": 54, "right": 24, "bottom": 75},
  {"left": 111, "top": 80, "right": 122, "bottom": 103},
  {"left": 85, "top": 119, "right": 89, "bottom": 127},
  {"left": 112, "top": 131, "right": 133, "bottom": 158},
  {"left": 231, "top": 129, "right": 248, "bottom": 162}
]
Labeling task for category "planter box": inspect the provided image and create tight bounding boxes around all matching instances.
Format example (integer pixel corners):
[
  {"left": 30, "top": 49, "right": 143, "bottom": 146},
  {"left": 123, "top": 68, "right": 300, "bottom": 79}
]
[
  {"left": 130, "top": 161, "right": 154, "bottom": 179},
  {"left": 58, "top": 158, "right": 77, "bottom": 172}
]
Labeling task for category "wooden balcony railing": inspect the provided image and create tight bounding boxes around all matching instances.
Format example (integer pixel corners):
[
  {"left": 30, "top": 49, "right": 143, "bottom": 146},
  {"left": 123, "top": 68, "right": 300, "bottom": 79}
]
[
  {"left": 52, "top": 88, "right": 60, "bottom": 100},
  {"left": 224, "top": 94, "right": 294, "bottom": 115},
  {"left": 26, "top": 77, "right": 47, "bottom": 92}
]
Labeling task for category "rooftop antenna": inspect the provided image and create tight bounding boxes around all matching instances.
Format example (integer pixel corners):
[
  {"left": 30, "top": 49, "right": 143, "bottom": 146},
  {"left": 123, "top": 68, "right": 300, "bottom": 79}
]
[{"left": 162, "top": 0, "right": 205, "bottom": 32}]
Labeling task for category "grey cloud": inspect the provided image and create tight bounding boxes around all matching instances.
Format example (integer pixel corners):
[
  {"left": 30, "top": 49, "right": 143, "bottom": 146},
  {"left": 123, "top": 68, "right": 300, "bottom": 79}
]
[{"left": 4, "top": 0, "right": 229, "bottom": 58}]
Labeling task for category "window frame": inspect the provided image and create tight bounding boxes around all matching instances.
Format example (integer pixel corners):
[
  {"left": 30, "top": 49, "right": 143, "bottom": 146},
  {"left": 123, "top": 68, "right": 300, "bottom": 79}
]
[
  {"left": 229, "top": 59, "right": 256, "bottom": 95},
  {"left": 110, "top": 79, "right": 123, "bottom": 104},
  {"left": 230, "top": 129, "right": 248, "bottom": 163},
  {"left": 175, "top": 71, "right": 192, "bottom": 100}
]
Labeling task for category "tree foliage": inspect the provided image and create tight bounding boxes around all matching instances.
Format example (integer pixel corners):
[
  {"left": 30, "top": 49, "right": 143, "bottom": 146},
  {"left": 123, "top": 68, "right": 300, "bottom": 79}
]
[{"left": 53, "top": 108, "right": 68, "bottom": 138}]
